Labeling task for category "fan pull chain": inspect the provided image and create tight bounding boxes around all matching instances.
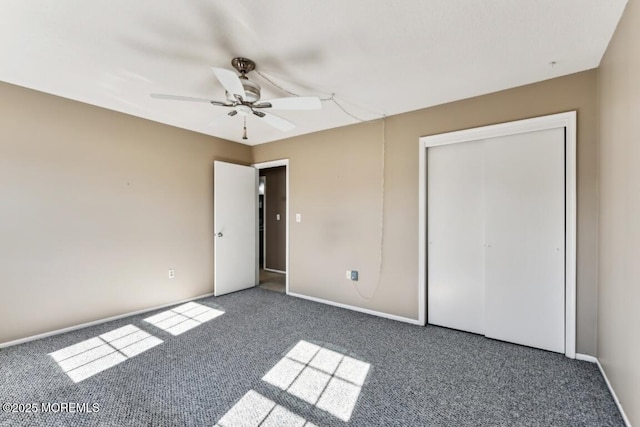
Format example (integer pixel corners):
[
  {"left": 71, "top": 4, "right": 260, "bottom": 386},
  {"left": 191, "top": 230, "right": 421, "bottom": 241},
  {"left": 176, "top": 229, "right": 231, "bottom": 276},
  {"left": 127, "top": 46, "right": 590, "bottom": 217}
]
[{"left": 242, "top": 116, "right": 248, "bottom": 140}]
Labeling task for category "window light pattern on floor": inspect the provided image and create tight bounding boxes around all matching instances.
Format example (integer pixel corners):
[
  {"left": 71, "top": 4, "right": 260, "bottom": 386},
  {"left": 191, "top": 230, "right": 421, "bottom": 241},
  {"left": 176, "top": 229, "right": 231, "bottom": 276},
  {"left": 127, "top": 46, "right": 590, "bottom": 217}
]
[
  {"left": 49, "top": 325, "right": 162, "bottom": 383},
  {"left": 262, "top": 340, "right": 370, "bottom": 422},
  {"left": 214, "top": 390, "right": 317, "bottom": 427},
  {"left": 143, "top": 302, "right": 224, "bottom": 336}
]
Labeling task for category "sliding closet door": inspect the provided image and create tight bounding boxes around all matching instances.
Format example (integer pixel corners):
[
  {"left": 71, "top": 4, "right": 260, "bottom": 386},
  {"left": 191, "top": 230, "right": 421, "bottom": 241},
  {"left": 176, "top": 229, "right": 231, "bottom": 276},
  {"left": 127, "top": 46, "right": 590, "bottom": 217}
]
[
  {"left": 483, "top": 128, "right": 565, "bottom": 353},
  {"left": 427, "top": 141, "right": 485, "bottom": 334}
]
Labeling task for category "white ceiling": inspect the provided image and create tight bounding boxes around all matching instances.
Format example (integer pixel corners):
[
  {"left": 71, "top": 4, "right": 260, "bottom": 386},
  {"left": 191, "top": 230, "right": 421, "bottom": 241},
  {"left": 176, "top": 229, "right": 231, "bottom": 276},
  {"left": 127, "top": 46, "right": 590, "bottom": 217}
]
[{"left": 0, "top": 1, "right": 627, "bottom": 145}]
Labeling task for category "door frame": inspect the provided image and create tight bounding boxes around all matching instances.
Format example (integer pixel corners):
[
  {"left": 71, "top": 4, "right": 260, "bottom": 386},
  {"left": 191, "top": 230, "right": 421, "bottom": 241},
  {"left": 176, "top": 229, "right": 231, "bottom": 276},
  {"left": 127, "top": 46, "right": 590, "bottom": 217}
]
[
  {"left": 259, "top": 175, "right": 266, "bottom": 269},
  {"left": 253, "top": 159, "right": 290, "bottom": 294},
  {"left": 418, "top": 111, "right": 577, "bottom": 358}
]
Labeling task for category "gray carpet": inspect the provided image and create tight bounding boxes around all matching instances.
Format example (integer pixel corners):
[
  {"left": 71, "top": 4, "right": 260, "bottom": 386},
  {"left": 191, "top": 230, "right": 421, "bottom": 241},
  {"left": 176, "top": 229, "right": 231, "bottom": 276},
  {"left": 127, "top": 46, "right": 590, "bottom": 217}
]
[{"left": 0, "top": 288, "right": 624, "bottom": 426}]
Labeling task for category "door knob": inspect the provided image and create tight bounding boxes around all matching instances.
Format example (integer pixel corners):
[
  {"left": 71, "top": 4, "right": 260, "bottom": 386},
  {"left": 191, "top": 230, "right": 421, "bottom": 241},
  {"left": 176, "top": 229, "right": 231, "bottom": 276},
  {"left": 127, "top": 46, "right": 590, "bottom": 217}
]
[{"left": 216, "top": 232, "right": 223, "bottom": 237}]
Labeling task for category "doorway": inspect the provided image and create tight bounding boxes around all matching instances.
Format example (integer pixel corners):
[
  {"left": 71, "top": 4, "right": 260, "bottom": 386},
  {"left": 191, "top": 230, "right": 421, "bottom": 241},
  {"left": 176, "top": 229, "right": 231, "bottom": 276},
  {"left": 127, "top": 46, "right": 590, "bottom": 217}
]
[{"left": 254, "top": 160, "right": 289, "bottom": 294}]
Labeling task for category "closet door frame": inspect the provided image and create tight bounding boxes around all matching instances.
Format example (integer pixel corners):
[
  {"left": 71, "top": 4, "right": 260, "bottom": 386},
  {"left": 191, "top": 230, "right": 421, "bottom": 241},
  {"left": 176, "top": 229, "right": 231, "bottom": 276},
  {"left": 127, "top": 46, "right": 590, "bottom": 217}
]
[{"left": 417, "top": 111, "right": 577, "bottom": 358}]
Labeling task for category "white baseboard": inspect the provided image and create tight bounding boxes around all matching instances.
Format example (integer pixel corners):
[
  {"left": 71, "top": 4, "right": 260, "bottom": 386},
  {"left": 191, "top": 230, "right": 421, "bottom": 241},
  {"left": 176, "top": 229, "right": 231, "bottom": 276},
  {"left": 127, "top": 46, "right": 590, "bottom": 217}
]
[
  {"left": 288, "top": 292, "right": 424, "bottom": 326},
  {"left": 576, "top": 353, "right": 632, "bottom": 427},
  {"left": 575, "top": 353, "right": 598, "bottom": 363},
  {"left": 0, "top": 292, "right": 214, "bottom": 349},
  {"left": 264, "top": 268, "right": 286, "bottom": 274}
]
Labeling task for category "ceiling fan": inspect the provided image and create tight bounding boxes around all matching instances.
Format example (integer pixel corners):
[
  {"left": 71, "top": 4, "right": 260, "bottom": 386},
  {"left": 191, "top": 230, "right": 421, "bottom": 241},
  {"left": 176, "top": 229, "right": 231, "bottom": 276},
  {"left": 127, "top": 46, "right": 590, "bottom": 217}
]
[{"left": 151, "top": 57, "right": 321, "bottom": 138}]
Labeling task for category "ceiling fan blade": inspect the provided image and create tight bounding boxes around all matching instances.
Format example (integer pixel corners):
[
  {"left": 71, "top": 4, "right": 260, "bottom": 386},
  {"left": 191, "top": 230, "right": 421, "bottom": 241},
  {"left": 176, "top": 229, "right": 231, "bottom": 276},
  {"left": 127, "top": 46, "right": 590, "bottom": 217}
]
[
  {"left": 208, "top": 111, "right": 236, "bottom": 127},
  {"left": 255, "top": 96, "right": 322, "bottom": 110},
  {"left": 151, "top": 93, "right": 230, "bottom": 106},
  {"left": 151, "top": 94, "right": 211, "bottom": 102},
  {"left": 212, "top": 67, "right": 246, "bottom": 100},
  {"left": 254, "top": 111, "right": 296, "bottom": 132}
]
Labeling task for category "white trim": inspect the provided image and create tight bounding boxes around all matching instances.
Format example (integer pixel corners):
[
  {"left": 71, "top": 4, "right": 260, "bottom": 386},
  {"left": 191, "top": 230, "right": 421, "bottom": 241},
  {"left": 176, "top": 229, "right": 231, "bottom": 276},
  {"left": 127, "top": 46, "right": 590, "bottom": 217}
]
[
  {"left": 418, "top": 140, "right": 427, "bottom": 326},
  {"left": 263, "top": 176, "right": 268, "bottom": 270},
  {"left": 264, "top": 268, "right": 286, "bottom": 274},
  {"left": 421, "top": 112, "right": 578, "bottom": 147},
  {"left": 0, "top": 292, "right": 214, "bottom": 348},
  {"left": 564, "top": 113, "right": 577, "bottom": 358},
  {"left": 255, "top": 169, "right": 260, "bottom": 287},
  {"left": 596, "top": 359, "right": 633, "bottom": 427},
  {"left": 575, "top": 355, "right": 632, "bottom": 427},
  {"left": 285, "top": 162, "right": 290, "bottom": 294},
  {"left": 258, "top": 175, "right": 266, "bottom": 270},
  {"left": 288, "top": 292, "right": 422, "bottom": 325},
  {"left": 575, "top": 353, "right": 598, "bottom": 363},
  {"left": 418, "top": 111, "right": 577, "bottom": 358},
  {"left": 253, "top": 159, "right": 289, "bottom": 169},
  {"left": 253, "top": 159, "right": 290, "bottom": 295}
]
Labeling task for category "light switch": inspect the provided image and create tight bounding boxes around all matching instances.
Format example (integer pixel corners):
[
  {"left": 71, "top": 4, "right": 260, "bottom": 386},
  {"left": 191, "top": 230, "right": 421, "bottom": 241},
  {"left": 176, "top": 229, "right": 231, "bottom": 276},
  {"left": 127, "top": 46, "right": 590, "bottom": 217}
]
[
  {"left": 276, "top": 214, "right": 280, "bottom": 221},
  {"left": 296, "top": 213, "right": 301, "bottom": 223}
]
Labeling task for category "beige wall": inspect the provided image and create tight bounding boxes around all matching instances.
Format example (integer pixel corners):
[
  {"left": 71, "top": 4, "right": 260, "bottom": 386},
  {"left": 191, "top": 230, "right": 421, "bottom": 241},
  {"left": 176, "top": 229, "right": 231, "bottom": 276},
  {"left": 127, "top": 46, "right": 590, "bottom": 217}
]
[
  {"left": 253, "top": 70, "right": 599, "bottom": 355},
  {"left": 598, "top": 0, "right": 640, "bottom": 423},
  {"left": 0, "top": 70, "right": 602, "bottom": 357},
  {"left": 0, "top": 82, "right": 251, "bottom": 344}
]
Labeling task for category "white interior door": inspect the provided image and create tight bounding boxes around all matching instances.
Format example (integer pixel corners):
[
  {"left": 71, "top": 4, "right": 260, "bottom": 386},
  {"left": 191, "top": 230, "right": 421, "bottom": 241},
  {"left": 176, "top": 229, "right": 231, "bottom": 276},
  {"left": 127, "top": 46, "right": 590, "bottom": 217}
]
[
  {"left": 428, "top": 141, "right": 486, "bottom": 334},
  {"left": 214, "top": 161, "right": 257, "bottom": 296},
  {"left": 484, "top": 128, "right": 565, "bottom": 353}
]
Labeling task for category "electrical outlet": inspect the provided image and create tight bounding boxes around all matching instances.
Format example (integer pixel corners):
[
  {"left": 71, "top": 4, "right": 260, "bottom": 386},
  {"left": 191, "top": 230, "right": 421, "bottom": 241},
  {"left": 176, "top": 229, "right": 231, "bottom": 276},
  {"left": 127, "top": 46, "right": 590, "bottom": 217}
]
[
  {"left": 346, "top": 270, "right": 351, "bottom": 279},
  {"left": 168, "top": 269, "right": 175, "bottom": 279},
  {"left": 350, "top": 270, "right": 359, "bottom": 281}
]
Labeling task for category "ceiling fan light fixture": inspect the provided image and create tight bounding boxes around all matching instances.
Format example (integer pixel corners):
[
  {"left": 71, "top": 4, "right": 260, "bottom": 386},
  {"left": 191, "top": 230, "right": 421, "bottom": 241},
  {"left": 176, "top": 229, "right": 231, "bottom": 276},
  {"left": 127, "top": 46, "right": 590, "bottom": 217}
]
[
  {"left": 226, "top": 77, "right": 260, "bottom": 103},
  {"left": 236, "top": 105, "right": 252, "bottom": 116}
]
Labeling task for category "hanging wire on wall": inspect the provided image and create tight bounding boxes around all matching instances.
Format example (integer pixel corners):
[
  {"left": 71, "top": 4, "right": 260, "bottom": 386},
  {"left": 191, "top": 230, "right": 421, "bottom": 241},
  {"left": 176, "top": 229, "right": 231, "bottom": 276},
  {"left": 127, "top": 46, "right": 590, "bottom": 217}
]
[
  {"left": 351, "top": 115, "right": 386, "bottom": 301},
  {"left": 255, "top": 71, "right": 379, "bottom": 123},
  {"left": 255, "top": 70, "right": 388, "bottom": 301}
]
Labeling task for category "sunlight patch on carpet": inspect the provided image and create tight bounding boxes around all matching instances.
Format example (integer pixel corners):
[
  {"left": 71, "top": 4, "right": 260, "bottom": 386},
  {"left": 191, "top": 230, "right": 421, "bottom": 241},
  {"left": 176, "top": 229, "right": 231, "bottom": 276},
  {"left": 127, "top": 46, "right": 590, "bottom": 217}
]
[
  {"left": 49, "top": 325, "right": 162, "bottom": 383},
  {"left": 143, "top": 302, "right": 224, "bottom": 336},
  {"left": 214, "top": 390, "right": 317, "bottom": 427},
  {"left": 262, "top": 340, "right": 370, "bottom": 422}
]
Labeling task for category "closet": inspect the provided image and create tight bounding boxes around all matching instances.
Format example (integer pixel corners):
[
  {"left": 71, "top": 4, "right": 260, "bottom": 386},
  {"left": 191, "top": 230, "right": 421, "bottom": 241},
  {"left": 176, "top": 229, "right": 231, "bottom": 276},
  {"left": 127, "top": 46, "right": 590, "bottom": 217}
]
[{"left": 427, "top": 127, "right": 565, "bottom": 353}]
